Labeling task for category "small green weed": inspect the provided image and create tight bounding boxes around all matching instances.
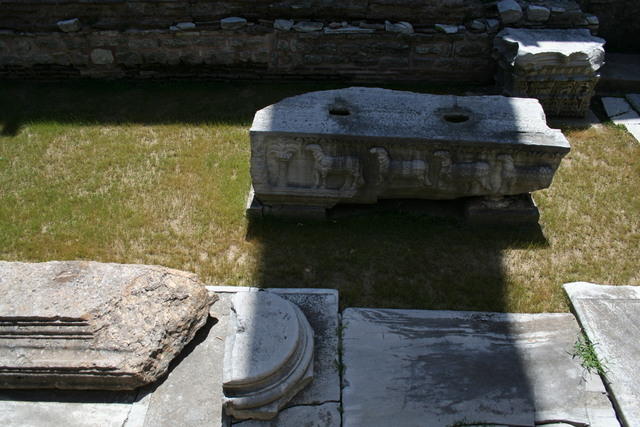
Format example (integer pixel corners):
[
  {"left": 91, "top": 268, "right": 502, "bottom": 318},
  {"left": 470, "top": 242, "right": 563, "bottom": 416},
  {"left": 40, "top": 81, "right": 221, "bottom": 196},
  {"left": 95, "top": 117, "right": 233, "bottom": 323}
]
[{"left": 572, "top": 333, "right": 607, "bottom": 377}]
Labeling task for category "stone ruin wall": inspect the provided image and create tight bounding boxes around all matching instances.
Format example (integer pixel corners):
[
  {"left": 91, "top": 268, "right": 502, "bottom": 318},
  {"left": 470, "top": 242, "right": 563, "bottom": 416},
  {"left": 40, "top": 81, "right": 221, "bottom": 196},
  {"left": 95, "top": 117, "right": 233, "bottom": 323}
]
[
  {"left": 578, "top": 0, "right": 640, "bottom": 52},
  {"left": 0, "top": 0, "right": 600, "bottom": 82}
]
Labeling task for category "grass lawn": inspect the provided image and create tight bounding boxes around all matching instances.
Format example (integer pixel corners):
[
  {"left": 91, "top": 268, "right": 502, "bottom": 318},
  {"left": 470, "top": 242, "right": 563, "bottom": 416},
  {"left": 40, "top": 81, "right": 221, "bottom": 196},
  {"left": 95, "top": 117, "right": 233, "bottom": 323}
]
[{"left": 1, "top": 81, "right": 638, "bottom": 312}]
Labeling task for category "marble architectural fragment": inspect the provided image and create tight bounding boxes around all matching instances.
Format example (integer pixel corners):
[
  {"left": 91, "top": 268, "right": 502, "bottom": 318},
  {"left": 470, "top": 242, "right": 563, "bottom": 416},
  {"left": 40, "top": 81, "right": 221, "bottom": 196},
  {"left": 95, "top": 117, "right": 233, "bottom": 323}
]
[
  {"left": 494, "top": 28, "right": 606, "bottom": 117},
  {"left": 249, "top": 87, "right": 570, "bottom": 217},
  {"left": 222, "top": 291, "right": 314, "bottom": 420},
  {"left": 0, "top": 261, "right": 211, "bottom": 390}
]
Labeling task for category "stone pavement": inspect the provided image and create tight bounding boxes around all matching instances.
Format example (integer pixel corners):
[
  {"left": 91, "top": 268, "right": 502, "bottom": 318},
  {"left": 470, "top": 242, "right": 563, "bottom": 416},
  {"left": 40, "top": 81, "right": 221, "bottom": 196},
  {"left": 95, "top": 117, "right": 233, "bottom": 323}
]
[
  {"left": 0, "top": 287, "right": 341, "bottom": 427},
  {"left": 565, "top": 282, "right": 640, "bottom": 427},
  {"left": 601, "top": 95, "right": 640, "bottom": 142},
  {"left": 0, "top": 286, "right": 634, "bottom": 426}
]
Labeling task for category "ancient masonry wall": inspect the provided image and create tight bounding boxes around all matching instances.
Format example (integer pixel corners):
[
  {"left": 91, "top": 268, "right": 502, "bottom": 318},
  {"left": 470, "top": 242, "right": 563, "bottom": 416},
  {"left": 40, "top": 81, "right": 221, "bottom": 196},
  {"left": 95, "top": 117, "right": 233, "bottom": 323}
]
[
  {"left": 579, "top": 0, "right": 640, "bottom": 52},
  {"left": 0, "top": 0, "right": 599, "bottom": 82}
]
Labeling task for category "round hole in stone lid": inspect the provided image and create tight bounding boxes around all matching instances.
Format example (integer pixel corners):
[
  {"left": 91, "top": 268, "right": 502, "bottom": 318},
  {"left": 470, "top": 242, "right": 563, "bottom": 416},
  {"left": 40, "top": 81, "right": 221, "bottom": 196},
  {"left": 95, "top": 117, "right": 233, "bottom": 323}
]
[
  {"left": 329, "top": 106, "right": 350, "bottom": 116},
  {"left": 443, "top": 113, "right": 470, "bottom": 123}
]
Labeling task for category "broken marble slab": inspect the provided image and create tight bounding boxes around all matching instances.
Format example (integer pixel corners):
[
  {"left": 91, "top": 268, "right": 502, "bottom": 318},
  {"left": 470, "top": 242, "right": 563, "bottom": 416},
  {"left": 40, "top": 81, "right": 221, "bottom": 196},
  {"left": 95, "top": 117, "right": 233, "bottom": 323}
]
[
  {"left": 250, "top": 87, "right": 570, "bottom": 215},
  {"left": 0, "top": 261, "right": 212, "bottom": 390},
  {"left": 564, "top": 282, "right": 640, "bottom": 427},
  {"left": 341, "top": 309, "right": 618, "bottom": 427}
]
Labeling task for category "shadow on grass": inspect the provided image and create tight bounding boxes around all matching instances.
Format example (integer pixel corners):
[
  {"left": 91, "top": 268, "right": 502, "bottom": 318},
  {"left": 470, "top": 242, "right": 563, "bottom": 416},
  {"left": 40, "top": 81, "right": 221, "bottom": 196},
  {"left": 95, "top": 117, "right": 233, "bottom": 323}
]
[
  {"left": 0, "top": 80, "right": 480, "bottom": 136},
  {"left": 246, "top": 211, "right": 547, "bottom": 311}
]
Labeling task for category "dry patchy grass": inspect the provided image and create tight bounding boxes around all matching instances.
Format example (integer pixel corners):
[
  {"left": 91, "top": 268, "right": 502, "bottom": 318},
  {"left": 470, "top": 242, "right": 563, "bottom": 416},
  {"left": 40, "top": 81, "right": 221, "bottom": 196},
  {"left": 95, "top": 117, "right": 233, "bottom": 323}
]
[{"left": 1, "top": 82, "right": 638, "bottom": 312}]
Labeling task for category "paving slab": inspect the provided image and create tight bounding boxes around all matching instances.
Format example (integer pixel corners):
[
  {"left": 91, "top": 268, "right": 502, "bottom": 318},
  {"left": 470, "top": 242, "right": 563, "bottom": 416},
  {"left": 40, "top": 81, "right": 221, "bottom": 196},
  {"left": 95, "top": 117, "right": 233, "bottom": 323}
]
[
  {"left": 0, "top": 390, "right": 138, "bottom": 427},
  {"left": 141, "top": 306, "right": 225, "bottom": 427},
  {"left": 626, "top": 94, "right": 640, "bottom": 113},
  {"left": 564, "top": 282, "right": 640, "bottom": 427},
  {"left": 601, "top": 97, "right": 640, "bottom": 142},
  {"left": 601, "top": 97, "right": 634, "bottom": 119},
  {"left": 342, "top": 308, "right": 618, "bottom": 427}
]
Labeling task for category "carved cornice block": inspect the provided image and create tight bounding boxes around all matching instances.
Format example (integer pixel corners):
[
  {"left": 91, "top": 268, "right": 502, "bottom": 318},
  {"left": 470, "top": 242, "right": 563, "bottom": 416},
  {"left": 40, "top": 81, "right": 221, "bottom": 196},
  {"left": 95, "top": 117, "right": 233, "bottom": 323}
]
[
  {"left": 0, "top": 261, "right": 212, "bottom": 390},
  {"left": 494, "top": 28, "right": 605, "bottom": 117}
]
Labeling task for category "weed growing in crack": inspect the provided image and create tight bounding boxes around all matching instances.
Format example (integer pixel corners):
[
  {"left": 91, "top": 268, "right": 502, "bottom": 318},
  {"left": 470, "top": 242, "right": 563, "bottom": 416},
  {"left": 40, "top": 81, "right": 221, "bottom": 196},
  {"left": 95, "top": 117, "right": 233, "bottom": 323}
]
[{"left": 572, "top": 333, "right": 608, "bottom": 377}]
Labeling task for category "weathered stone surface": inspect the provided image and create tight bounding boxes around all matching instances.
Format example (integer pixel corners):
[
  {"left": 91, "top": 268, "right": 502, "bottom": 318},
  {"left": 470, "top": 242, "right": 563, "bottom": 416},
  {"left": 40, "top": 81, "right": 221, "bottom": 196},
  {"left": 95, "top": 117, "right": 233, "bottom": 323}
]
[
  {"left": 324, "top": 26, "right": 374, "bottom": 34},
  {"left": 293, "top": 21, "right": 323, "bottom": 32},
  {"left": 495, "top": 28, "right": 605, "bottom": 117},
  {"left": 342, "top": 309, "right": 618, "bottom": 427},
  {"left": 57, "top": 18, "right": 81, "bottom": 33},
  {"left": 527, "top": 5, "right": 551, "bottom": 22},
  {"left": 435, "top": 24, "right": 458, "bottom": 34},
  {"left": 220, "top": 17, "right": 247, "bottom": 30},
  {"left": 141, "top": 312, "right": 223, "bottom": 427},
  {"left": 384, "top": 20, "right": 413, "bottom": 34},
  {"left": 273, "top": 19, "right": 293, "bottom": 31},
  {"left": 626, "top": 93, "right": 640, "bottom": 113},
  {"left": 175, "top": 22, "right": 196, "bottom": 31},
  {"left": 495, "top": 28, "right": 605, "bottom": 72},
  {"left": 497, "top": 0, "right": 523, "bottom": 24},
  {"left": 602, "top": 97, "right": 640, "bottom": 138},
  {"left": 469, "top": 19, "right": 486, "bottom": 32},
  {"left": 235, "top": 402, "right": 340, "bottom": 427},
  {"left": 486, "top": 18, "right": 500, "bottom": 32},
  {"left": 90, "top": 48, "right": 114, "bottom": 65},
  {"left": 602, "top": 96, "right": 634, "bottom": 118},
  {"left": 0, "top": 261, "right": 211, "bottom": 390},
  {"left": 564, "top": 281, "right": 640, "bottom": 427},
  {"left": 0, "top": 390, "right": 139, "bottom": 427},
  {"left": 464, "top": 193, "right": 540, "bottom": 224},
  {"left": 222, "top": 291, "right": 314, "bottom": 420},
  {"left": 250, "top": 87, "right": 569, "bottom": 214}
]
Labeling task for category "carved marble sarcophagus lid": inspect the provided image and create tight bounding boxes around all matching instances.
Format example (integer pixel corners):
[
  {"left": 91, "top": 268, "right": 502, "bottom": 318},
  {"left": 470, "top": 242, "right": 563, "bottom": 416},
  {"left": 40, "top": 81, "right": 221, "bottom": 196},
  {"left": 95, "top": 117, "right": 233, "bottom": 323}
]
[
  {"left": 0, "top": 261, "right": 212, "bottom": 390},
  {"left": 249, "top": 87, "right": 570, "bottom": 212}
]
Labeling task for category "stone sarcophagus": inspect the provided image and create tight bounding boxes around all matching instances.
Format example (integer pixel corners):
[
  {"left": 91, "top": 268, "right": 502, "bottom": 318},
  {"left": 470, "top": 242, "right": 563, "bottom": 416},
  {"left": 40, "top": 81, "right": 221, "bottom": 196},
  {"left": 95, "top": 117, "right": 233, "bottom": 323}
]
[
  {"left": 494, "top": 28, "right": 605, "bottom": 117},
  {"left": 249, "top": 87, "right": 570, "bottom": 219}
]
